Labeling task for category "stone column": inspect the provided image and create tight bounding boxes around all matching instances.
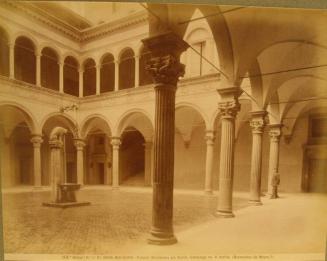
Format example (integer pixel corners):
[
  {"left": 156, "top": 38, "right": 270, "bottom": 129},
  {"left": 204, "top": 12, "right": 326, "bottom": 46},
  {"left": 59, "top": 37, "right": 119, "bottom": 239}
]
[
  {"left": 249, "top": 111, "right": 266, "bottom": 206},
  {"left": 49, "top": 138, "right": 64, "bottom": 202},
  {"left": 59, "top": 59, "right": 64, "bottom": 93},
  {"left": 79, "top": 68, "right": 84, "bottom": 97},
  {"left": 9, "top": 42, "right": 15, "bottom": 79},
  {"left": 267, "top": 124, "right": 282, "bottom": 196},
  {"left": 135, "top": 55, "right": 139, "bottom": 87},
  {"left": 96, "top": 65, "right": 101, "bottom": 95},
  {"left": 114, "top": 61, "right": 119, "bottom": 91},
  {"left": 74, "top": 139, "right": 86, "bottom": 185},
  {"left": 36, "top": 50, "right": 41, "bottom": 86},
  {"left": 142, "top": 32, "right": 188, "bottom": 245},
  {"left": 144, "top": 141, "right": 153, "bottom": 186},
  {"left": 31, "top": 134, "right": 43, "bottom": 188},
  {"left": 111, "top": 137, "right": 121, "bottom": 188},
  {"left": 216, "top": 88, "right": 240, "bottom": 218},
  {"left": 204, "top": 130, "right": 215, "bottom": 194}
]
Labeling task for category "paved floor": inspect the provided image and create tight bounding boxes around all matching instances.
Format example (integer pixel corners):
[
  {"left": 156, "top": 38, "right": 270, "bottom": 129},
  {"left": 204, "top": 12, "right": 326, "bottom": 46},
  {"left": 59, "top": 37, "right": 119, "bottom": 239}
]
[
  {"left": 2, "top": 187, "right": 327, "bottom": 259},
  {"left": 3, "top": 187, "right": 248, "bottom": 255}
]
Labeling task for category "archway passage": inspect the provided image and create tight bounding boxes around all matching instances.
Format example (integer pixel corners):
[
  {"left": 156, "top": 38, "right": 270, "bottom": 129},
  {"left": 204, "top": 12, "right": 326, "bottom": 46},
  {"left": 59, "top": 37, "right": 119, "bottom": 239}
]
[
  {"left": 119, "top": 48, "right": 135, "bottom": 90},
  {"left": 0, "top": 27, "right": 9, "bottom": 77},
  {"left": 85, "top": 133, "right": 111, "bottom": 185},
  {"left": 41, "top": 47, "right": 59, "bottom": 90},
  {"left": 0, "top": 104, "right": 36, "bottom": 188},
  {"left": 64, "top": 56, "right": 79, "bottom": 96},
  {"left": 120, "top": 127, "right": 145, "bottom": 186},
  {"left": 83, "top": 58, "right": 96, "bottom": 96},
  {"left": 14, "top": 36, "right": 36, "bottom": 84},
  {"left": 100, "top": 53, "right": 115, "bottom": 93},
  {"left": 10, "top": 123, "right": 34, "bottom": 186}
]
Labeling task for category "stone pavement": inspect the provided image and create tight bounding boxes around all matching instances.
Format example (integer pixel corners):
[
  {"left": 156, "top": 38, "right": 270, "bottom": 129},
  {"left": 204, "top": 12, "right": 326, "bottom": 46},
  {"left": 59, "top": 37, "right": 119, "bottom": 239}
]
[
  {"left": 3, "top": 187, "right": 248, "bottom": 255},
  {"left": 3, "top": 187, "right": 327, "bottom": 259}
]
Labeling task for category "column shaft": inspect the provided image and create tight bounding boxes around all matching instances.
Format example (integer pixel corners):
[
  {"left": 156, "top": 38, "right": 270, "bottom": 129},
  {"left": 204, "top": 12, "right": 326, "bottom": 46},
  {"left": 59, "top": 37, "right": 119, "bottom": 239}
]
[
  {"left": 79, "top": 69, "right": 84, "bottom": 97},
  {"left": 135, "top": 56, "right": 139, "bottom": 87},
  {"left": 144, "top": 141, "right": 153, "bottom": 186},
  {"left": 142, "top": 31, "right": 189, "bottom": 245},
  {"left": 59, "top": 62, "right": 64, "bottom": 93},
  {"left": 114, "top": 61, "right": 119, "bottom": 91},
  {"left": 9, "top": 43, "right": 14, "bottom": 79},
  {"left": 267, "top": 125, "right": 282, "bottom": 196},
  {"left": 96, "top": 65, "right": 101, "bottom": 95},
  {"left": 249, "top": 112, "right": 266, "bottom": 205},
  {"left": 36, "top": 52, "right": 41, "bottom": 86},
  {"left": 204, "top": 131, "right": 215, "bottom": 194},
  {"left": 111, "top": 137, "right": 121, "bottom": 188},
  {"left": 31, "top": 135, "right": 43, "bottom": 188},
  {"left": 75, "top": 139, "right": 85, "bottom": 185},
  {"left": 216, "top": 88, "right": 240, "bottom": 218}
]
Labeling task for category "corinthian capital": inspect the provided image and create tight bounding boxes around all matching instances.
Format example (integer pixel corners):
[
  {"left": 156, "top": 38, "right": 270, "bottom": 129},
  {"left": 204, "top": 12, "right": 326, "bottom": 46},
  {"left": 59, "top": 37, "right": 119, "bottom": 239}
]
[
  {"left": 268, "top": 124, "right": 282, "bottom": 142},
  {"left": 142, "top": 31, "right": 189, "bottom": 86},
  {"left": 250, "top": 111, "right": 267, "bottom": 134},
  {"left": 146, "top": 55, "right": 185, "bottom": 85},
  {"left": 218, "top": 100, "right": 240, "bottom": 118}
]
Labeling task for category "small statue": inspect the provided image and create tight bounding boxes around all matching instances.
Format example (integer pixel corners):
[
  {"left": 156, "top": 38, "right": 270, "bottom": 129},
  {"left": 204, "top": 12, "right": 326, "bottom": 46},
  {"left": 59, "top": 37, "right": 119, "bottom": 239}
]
[{"left": 270, "top": 174, "right": 280, "bottom": 199}]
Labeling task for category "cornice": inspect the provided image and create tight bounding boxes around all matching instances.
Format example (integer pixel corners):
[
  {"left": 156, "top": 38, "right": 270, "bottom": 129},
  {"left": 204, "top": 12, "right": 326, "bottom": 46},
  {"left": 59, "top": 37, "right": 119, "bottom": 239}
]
[
  {"left": 2, "top": 1, "right": 148, "bottom": 44},
  {"left": 81, "top": 11, "right": 148, "bottom": 43},
  {"left": 3, "top": 1, "right": 81, "bottom": 41}
]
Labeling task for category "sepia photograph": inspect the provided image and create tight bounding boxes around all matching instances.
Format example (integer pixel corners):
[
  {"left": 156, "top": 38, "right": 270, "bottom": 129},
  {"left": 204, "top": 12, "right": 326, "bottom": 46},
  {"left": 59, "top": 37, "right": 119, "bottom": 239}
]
[{"left": 0, "top": 0, "right": 326, "bottom": 260}]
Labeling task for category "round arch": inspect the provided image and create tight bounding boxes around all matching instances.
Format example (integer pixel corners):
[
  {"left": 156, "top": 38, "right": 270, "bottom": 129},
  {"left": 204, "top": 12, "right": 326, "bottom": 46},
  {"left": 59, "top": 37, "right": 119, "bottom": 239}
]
[
  {"left": 0, "top": 102, "right": 38, "bottom": 135},
  {"left": 40, "top": 112, "right": 77, "bottom": 138},
  {"left": 115, "top": 109, "right": 154, "bottom": 140},
  {"left": 80, "top": 114, "right": 113, "bottom": 139}
]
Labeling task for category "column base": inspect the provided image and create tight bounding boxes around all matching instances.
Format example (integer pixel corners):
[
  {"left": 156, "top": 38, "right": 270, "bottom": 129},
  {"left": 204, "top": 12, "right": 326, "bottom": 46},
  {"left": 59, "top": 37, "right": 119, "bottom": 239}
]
[
  {"left": 215, "top": 210, "right": 235, "bottom": 218},
  {"left": 270, "top": 194, "right": 279, "bottom": 199},
  {"left": 248, "top": 199, "right": 263, "bottom": 206},
  {"left": 33, "top": 186, "right": 43, "bottom": 190},
  {"left": 112, "top": 186, "right": 119, "bottom": 190},
  {"left": 147, "top": 232, "right": 177, "bottom": 245}
]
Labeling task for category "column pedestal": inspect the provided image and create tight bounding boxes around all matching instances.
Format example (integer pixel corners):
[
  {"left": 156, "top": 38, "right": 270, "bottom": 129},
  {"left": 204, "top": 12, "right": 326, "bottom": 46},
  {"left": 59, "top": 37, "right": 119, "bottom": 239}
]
[
  {"left": 215, "top": 88, "right": 240, "bottom": 218},
  {"left": 204, "top": 130, "right": 215, "bottom": 194},
  {"left": 111, "top": 137, "right": 121, "bottom": 189},
  {"left": 142, "top": 32, "right": 188, "bottom": 245},
  {"left": 248, "top": 111, "right": 266, "bottom": 206}
]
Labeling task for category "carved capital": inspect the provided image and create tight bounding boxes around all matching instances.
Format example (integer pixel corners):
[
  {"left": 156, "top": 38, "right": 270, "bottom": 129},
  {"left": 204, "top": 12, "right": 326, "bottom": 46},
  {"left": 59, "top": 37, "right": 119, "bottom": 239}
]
[
  {"left": 49, "top": 139, "right": 63, "bottom": 149},
  {"left": 30, "top": 134, "right": 43, "bottom": 147},
  {"left": 268, "top": 124, "right": 282, "bottom": 142},
  {"left": 142, "top": 32, "right": 189, "bottom": 86},
  {"left": 110, "top": 137, "right": 121, "bottom": 149},
  {"left": 74, "top": 138, "right": 86, "bottom": 150},
  {"left": 146, "top": 54, "right": 185, "bottom": 85},
  {"left": 143, "top": 141, "right": 153, "bottom": 150},
  {"left": 250, "top": 111, "right": 267, "bottom": 134},
  {"left": 218, "top": 100, "right": 240, "bottom": 119}
]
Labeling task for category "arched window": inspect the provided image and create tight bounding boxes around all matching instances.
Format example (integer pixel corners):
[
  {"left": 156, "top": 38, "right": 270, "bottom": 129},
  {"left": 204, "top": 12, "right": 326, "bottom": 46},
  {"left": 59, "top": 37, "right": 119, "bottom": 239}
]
[
  {"left": 64, "top": 56, "right": 79, "bottom": 97},
  {"left": 100, "top": 53, "right": 115, "bottom": 93},
  {"left": 139, "top": 46, "right": 153, "bottom": 86},
  {"left": 0, "top": 27, "right": 9, "bottom": 77},
  {"left": 83, "top": 58, "right": 96, "bottom": 96},
  {"left": 41, "top": 47, "right": 59, "bottom": 91},
  {"left": 119, "top": 48, "right": 135, "bottom": 90},
  {"left": 14, "top": 36, "right": 36, "bottom": 84}
]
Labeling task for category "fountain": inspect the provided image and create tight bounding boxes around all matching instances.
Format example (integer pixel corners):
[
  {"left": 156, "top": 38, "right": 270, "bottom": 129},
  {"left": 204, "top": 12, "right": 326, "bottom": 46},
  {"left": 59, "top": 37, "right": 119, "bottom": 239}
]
[{"left": 43, "top": 127, "right": 90, "bottom": 208}]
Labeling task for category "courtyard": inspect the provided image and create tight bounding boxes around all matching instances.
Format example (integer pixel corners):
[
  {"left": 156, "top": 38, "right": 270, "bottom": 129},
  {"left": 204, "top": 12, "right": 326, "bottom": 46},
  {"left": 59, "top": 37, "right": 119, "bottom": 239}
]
[{"left": 3, "top": 187, "right": 327, "bottom": 258}]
